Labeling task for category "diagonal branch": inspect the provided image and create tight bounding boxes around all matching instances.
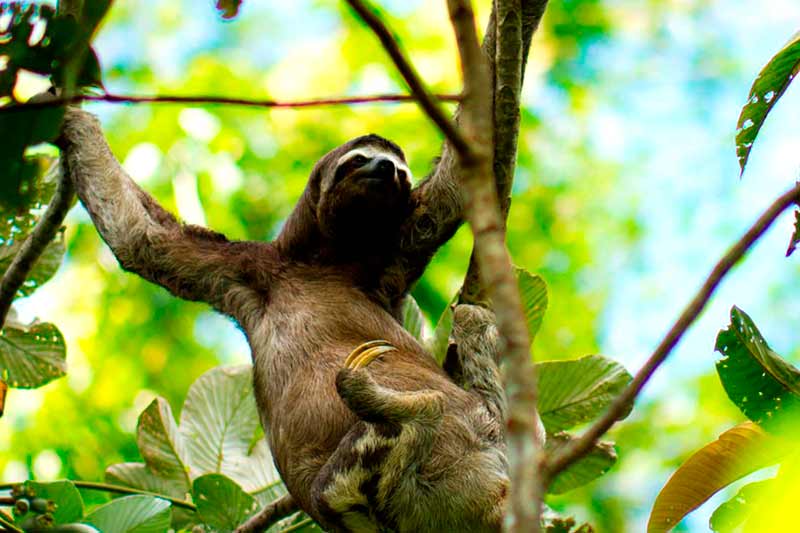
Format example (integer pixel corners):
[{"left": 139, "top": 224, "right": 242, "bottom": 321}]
[
  {"left": 233, "top": 494, "right": 297, "bottom": 533},
  {"left": 546, "top": 182, "right": 800, "bottom": 479},
  {"left": 343, "top": 0, "right": 474, "bottom": 160}
]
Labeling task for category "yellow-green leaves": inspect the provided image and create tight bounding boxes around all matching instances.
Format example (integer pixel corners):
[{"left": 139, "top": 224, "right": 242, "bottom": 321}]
[
  {"left": 647, "top": 423, "right": 785, "bottom": 533},
  {"left": 736, "top": 31, "right": 800, "bottom": 175}
]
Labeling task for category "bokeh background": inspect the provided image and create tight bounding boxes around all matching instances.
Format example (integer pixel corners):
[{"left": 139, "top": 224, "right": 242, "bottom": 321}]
[{"left": 3, "top": 0, "right": 800, "bottom": 530}]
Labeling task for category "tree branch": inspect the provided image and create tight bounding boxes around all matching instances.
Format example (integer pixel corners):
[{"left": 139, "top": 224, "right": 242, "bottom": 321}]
[
  {"left": 342, "top": 0, "right": 475, "bottom": 160},
  {"left": 233, "top": 494, "right": 297, "bottom": 533},
  {"left": 2, "top": 92, "right": 461, "bottom": 113},
  {"left": 0, "top": 481, "right": 197, "bottom": 511},
  {"left": 546, "top": 182, "right": 800, "bottom": 479},
  {"left": 460, "top": 0, "right": 550, "bottom": 305},
  {"left": 445, "top": 1, "right": 543, "bottom": 531},
  {"left": 0, "top": 177, "right": 73, "bottom": 328}
]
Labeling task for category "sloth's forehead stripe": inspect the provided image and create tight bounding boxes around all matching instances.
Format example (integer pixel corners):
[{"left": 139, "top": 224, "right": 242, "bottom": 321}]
[{"left": 337, "top": 147, "right": 411, "bottom": 176}]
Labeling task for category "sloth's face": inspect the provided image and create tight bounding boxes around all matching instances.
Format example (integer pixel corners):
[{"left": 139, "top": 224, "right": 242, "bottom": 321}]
[{"left": 317, "top": 142, "right": 413, "bottom": 242}]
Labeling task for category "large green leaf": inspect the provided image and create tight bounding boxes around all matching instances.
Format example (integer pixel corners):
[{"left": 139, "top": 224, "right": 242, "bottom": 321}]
[
  {"left": 715, "top": 306, "right": 800, "bottom": 431},
  {"left": 193, "top": 474, "right": 259, "bottom": 531},
  {"left": 0, "top": 321, "right": 66, "bottom": 388},
  {"left": 647, "top": 422, "right": 786, "bottom": 533},
  {"left": 709, "top": 478, "right": 773, "bottom": 533},
  {"left": 83, "top": 495, "right": 171, "bottom": 533},
  {"left": 545, "top": 432, "right": 616, "bottom": 494},
  {"left": 13, "top": 480, "right": 84, "bottom": 526},
  {"left": 0, "top": 232, "right": 66, "bottom": 298},
  {"left": 516, "top": 268, "right": 548, "bottom": 340},
  {"left": 736, "top": 31, "right": 800, "bottom": 174},
  {"left": 537, "top": 355, "right": 632, "bottom": 433},
  {"left": 400, "top": 294, "right": 426, "bottom": 343},
  {"left": 136, "top": 398, "right": 193, "bottom": 489}
]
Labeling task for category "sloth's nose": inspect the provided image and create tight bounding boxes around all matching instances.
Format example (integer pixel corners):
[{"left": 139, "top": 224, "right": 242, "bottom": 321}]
[{"left": 373, "top": 158, "right": 395, "bottom": 179}]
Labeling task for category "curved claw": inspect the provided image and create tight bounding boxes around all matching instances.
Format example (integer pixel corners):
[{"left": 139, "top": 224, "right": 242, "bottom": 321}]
[{"left": 344, "top": 340, "right": 397, "bottom": 369}]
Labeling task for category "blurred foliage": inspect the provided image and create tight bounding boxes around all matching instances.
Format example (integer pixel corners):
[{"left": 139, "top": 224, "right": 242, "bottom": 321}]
[{"left": 2, "top": 0, "right": 798, "bottom": 531}]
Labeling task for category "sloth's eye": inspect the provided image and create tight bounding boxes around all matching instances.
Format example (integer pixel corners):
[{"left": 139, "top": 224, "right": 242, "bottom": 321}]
[{"left": 352, "top": 155, "right": 368, "bottom": 166}]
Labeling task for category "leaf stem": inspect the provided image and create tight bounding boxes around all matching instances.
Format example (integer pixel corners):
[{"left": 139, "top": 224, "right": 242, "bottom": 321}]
[
  {"left": 0, "top": 511, "right": 22, "bottom": 533},
  {"left": 0, "top": 481, "right": 197, "bottom": 511}
]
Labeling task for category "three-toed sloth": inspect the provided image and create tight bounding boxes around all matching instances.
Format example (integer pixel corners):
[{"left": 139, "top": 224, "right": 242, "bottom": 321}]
[{"left": 59, "top": 108, "right": 508, "bottom": 532}]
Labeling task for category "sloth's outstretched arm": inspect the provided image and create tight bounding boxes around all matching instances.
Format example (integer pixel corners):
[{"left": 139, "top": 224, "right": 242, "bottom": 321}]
[{"left": 58, "top": 108, "right": 274, "bottom": 317}]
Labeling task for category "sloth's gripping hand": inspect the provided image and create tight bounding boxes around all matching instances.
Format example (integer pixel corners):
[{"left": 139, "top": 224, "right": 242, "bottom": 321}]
[{"left": 57, "top": 108, "right": 275, "bottom": 321}]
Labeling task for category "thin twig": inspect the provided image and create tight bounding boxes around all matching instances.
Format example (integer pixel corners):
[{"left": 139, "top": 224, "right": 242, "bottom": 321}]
[
  {"left": 281, "top": 517, "right": 315, "bottom": 533},
  {"left": 71, "top": 481, "right": 197, "bottom": 511},
  {"left": 233, "top": 494, "right": 297, "bottom": 533},
  {"left": 0, "top": 481, "right": 197, "bottom": 511},
  {"left": 2, "top": 92, "right": 461, "bottom": 113},
  {"left": 343, "top": 0, "right": 474, "bottom": 159},
  {"left": 546, "top": 182, "right": 800, "bottom": 479}
]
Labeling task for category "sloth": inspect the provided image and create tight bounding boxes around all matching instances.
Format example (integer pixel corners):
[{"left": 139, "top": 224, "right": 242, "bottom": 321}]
[{"left": 58, "top": 107, "right": 508, "bottom": 532}]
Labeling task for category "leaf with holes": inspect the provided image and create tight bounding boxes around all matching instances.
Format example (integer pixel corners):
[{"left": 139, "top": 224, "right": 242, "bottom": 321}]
[
  {"left": 0, "top": 231, "right": 65, "bottom": 299},
  {"left": 715, "top": 306, "right": 800, "bottom": 432},
  {"left": 0, "top": 321, "right": 66, "bottom": 388},
  {"left": 537, "top": 355, "right": 632, "bottom": 433},
  {"left": 137, "top": 398, "right": 193, "bottom": 489},
  {"left": 647, "top": 422, "right": 786, "bottom": 533},
  {"left": 545, "top": 432, "right": 617, "bottom": 494},
  {"left": 787, "top": 209, "right": 800, "bottom": 257},
  {"left": 516, "top": 268, "right": 548, "bottom": 340},
  {"left": 83, "top": 495, "right": 171, "bottom": 533},
  {"left": 736, "top": 31, "right": 800, "bottom": 174},
  {"left": 193, "top": 474, "right": 259, "bottom": 531}
]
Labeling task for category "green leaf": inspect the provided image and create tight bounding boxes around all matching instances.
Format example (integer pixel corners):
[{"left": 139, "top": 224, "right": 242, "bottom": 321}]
[
  {"left": 105, "top": 463, "right": 188, "bottom": 500},
  {"left": 715, "top": 306, "right": 800, "bottom": 431},
  {"left": 736, "top": 31, "right": 800, "bottom": 175},
  {"left": 215, "top": 0, "right": 244, "bottom": 19},
  {"left": 516, "top": 268, "right": 548, "bottom": 340},
  {"left": 83, "top": 495, "right": 171, "bottom": 533},
  {"left": 709, "top": 479, "right": 773, "bottom": 533},
  {"left": 136, "top": 398, "right": 192, "bottom": 489},
  {"left": 537, "top": 355, "right": 632, "bottom": 433},
  {"left": 787, "top": 209, "right": 800, "bottom": 257},
  {"left": 0, "top": 232, "right": 66, "bottom": 299},
  {"left": 193, "top": 474, "right": 259, "bottom": 531},
  {"left": 178, "top": 365, "right": 283, "bottom": 501},
  {"left": 647, "top": 422, "right": 786, "bottom": 533},
  {"left": 545, "top": 432, "right": 617, "bottom": 494},
  {"left": 0, "top": 321, "right": 66, "bottom": 388},
  {"left": 400, "top": 295, "right": 426, "bottom": 343},
  {"left": 14, "top": 480, "right": 84, "bottom": 525},
  {"left": 427, "top": 303, "right": 454, "bottom": 365}
]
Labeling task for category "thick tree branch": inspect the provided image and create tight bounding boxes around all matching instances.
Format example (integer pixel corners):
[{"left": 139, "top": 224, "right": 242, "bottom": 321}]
[
  {"left": 3, "top": 92, "right": 461, "bottom": 112},
  {"left": 446, "top": 1, "right": 543, "bottom": 531},
  {"left": 546, "top": 182, "right": 800, "bottom": 479},
  {"left": 460, "top": 0, "right": 548, "bottom": 305},
  {"left": 233, "top": 494, "right": 298, "bottom": 533}
]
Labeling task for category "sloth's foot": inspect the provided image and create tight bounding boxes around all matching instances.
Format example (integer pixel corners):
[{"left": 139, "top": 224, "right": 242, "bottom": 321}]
[{"left": 343, "top": 339, "right": 396, "bottom": 369}]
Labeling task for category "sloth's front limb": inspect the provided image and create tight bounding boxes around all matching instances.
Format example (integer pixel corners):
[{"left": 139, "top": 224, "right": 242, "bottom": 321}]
[
  {"left": 309, "top": 341, "right": 445, "bottom": 531},
  {"left": 58, "top": 108, "right": 274, "bottom": 316}
]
